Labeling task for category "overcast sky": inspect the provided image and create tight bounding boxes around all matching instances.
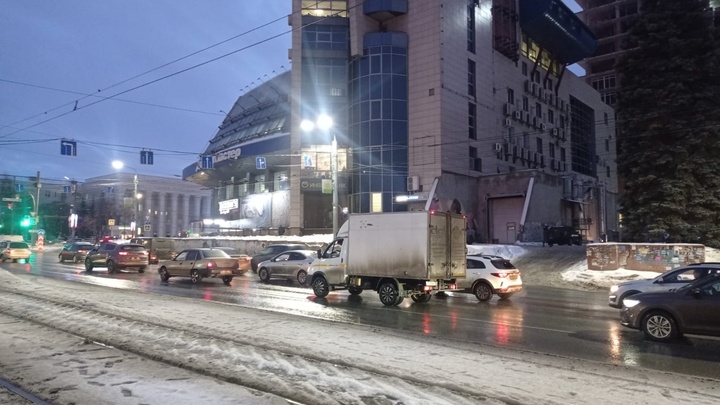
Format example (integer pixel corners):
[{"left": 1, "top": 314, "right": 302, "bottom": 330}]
[{"left": 0, "top": 1, "right": 582, "bottom": 185}]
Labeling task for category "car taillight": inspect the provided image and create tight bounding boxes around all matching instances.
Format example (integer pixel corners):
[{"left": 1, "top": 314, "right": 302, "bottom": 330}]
[
  {"left": 118, "top": 251, "right": 128, "bottom": 256},
  {"left": 207, "top": 261, "right": 216, "bottom": 269},
  {"left": 490, "top": 272, "right": 508, "bottom": 278}
]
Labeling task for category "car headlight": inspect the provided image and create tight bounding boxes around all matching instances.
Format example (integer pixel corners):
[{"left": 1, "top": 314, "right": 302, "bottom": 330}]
[
  {"left": 623, "top": 298, "right": 641, "bottom": 308},
  {"left": 609, "top": 285, "right": 619, "bottom": 293}
]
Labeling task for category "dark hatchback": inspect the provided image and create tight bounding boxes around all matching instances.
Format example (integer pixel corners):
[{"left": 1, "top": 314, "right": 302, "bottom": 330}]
[{"left": 620, "top": 274, "right": 720, "bottom": 342}]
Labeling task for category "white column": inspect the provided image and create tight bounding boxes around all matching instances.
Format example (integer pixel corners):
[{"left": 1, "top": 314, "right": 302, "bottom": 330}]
[
  {"left": 193, "top": 195, "right": 202, "bottom": 221},
  {"left": 170, "top": 193, "right": 178, "bottom": 237},
  {"left": 157, "top": 193, "right": 166, "bottom": 237},
  {"left": 181, "top": 194, "right": 189, "bottom": 236}
]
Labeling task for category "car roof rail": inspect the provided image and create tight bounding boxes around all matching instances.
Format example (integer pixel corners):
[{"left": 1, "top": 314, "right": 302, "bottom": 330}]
[{"left": 688, "top": 262, "right": 720, "bottom": 266}]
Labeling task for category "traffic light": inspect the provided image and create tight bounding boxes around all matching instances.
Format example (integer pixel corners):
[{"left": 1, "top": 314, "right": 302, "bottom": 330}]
[{"left": 20, "top": 217, "right": 31, "bottom": 227}]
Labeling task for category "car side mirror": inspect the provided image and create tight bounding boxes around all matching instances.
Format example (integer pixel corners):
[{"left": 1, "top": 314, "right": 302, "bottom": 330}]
[
  {"left": 692, "top": 288, "right": 702, "bottom": 297},
  {"left": 317, "top": 249, "right": 323, "bottom": 258},
  {"left": 655, "top": 278, "right": 664, "bottom": 284}
]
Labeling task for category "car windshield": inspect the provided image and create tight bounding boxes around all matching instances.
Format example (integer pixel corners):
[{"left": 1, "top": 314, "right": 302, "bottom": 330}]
[
  {"left": 9, "top": 242, "right": 29, "bottom": 249},
  {"left": 203, "top": 250, "right": 231, "bottom": 258}
]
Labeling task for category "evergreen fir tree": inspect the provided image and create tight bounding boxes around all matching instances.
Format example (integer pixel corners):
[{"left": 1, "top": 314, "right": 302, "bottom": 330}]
[{"left": 615, "top": 0, "right": 720, "bottom": 247}]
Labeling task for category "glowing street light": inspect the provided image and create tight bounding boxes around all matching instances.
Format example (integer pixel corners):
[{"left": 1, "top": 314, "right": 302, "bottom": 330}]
[
  {"left": 111, "top": 160, "right": 141, "bottom": 237},
  {"left": 300, "top": 114, "right": 338, "bottom": 237}
]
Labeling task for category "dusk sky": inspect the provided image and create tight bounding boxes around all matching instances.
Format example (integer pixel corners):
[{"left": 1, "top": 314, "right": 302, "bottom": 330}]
[{"left": 1, "top": 1, "right": 581, "bottom": 185}]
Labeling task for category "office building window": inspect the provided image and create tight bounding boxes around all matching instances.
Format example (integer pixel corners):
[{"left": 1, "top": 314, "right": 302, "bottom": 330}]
[
  {"left": 468, "top": 59, "right": 476, "bottom": 98},
  {"left": 468, "top": 102, "right": 477, "bottom": 140},
  {"left": 469, "top": 146, "right": 482, "bottom": 172}
]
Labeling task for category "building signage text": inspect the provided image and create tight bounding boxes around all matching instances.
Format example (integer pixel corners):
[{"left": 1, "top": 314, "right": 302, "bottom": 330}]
[
  {"left": 218, "top": 198, "right": 239, "bottom": 214},
  {"left": 214, "top": 147, "right": 242, "bottom": 164}
]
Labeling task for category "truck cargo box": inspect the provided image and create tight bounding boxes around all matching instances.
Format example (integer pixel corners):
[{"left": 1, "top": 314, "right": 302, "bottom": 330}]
[{"left": 344, "top": 211, "right": 466, "bottom": 280}]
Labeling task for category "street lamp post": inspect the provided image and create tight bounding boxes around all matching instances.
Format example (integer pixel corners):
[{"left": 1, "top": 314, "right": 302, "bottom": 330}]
[
  {"left": 112, "top": 161, "right": 140, "bottom": 238},
  {"left": 300, "top": 115, "right": 339, "bottom": 237}
]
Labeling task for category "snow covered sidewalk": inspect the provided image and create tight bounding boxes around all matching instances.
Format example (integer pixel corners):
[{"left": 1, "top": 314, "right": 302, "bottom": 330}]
[{"left": 1, "top": 270, "right": 719, "bottom": 404}]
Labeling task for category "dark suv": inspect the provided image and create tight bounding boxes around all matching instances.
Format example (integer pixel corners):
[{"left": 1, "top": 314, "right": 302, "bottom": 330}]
[
  {"left": 250, "top": 243, "right": 307, "bottom": 272},
  {"left": 85, "top": 242, "right": 149, "bottom": 273}
]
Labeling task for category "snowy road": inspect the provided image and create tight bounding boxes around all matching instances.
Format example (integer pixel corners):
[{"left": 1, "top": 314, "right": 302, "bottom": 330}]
[{"left": 1, "top": 269, "right": 720, "bottom": 404}]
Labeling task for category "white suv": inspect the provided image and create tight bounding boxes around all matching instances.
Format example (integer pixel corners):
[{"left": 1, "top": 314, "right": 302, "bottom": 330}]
[{"left": 453, "top": 255, "right": 523, "bottom": 301}]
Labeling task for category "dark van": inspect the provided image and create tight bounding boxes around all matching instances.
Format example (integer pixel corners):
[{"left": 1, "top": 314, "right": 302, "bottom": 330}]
[{"left": 130, "top": 237, "right": 177, "bottom": 264}]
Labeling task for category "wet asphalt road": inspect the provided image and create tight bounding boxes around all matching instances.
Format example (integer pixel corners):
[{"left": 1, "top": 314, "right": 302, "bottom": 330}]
[{"left": 4, "top": 251, "right": 720, "bottom": 380}]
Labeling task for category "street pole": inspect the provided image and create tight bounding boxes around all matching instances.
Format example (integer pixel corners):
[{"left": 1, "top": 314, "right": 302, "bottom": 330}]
[
  {"left": 331, "top": 135, "right": 338, "bottom": 237},
  {"left": 133, "top": 174, "right": 138, "bottom": 238},
  {"left": 35, "top": 171, "right": 41, "bottom": 239}
]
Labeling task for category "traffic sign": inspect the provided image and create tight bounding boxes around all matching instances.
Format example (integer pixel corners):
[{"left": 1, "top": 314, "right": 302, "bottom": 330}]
[
  {"left": 2, "top": 197, "right": 20, "bottom": 202},
  {"left": 256, "top": 157, "right": 266, "bottom": 170},
  {"left": 144, "top": 224, "right": 151, "bottom": 231}
]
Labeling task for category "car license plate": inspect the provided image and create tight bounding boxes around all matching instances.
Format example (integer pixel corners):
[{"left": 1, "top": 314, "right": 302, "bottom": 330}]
[
  {"left": 220, "top": 270, "right": 232, "bottom": 276},
  {"left": 509, "top": 274, "right": 518, "bottom": 280}
]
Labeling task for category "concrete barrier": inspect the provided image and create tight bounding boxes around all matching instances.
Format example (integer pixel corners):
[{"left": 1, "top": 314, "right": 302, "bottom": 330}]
[{"left": 586, "top": 243, "right": 705, "bottom": 272}]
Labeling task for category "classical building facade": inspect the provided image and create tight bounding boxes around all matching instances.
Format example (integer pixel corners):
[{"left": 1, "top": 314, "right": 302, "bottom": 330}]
[
  {"left": 82, "top": 173, "right": 211, "bottom": 238},
  {"left": 185, "top": 0, "right": 620, "bottom": 243}
]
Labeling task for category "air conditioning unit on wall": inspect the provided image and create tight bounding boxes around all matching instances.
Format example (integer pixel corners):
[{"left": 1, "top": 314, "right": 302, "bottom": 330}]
[{"left": 407, "top": 175, "right": 420, "bottom": 192}]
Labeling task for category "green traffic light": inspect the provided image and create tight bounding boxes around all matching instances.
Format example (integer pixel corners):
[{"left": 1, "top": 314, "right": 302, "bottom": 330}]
[{"left": 20, "top": 218, "right": 31, "bottom": 227}]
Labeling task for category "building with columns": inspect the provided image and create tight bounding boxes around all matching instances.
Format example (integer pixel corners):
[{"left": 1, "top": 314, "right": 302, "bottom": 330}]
[
  {"left": 81, "top": 173, "right": 211, "bottom": 238},
  {"left": 185, "top": 0, "right": 620, "bottom": 243}
]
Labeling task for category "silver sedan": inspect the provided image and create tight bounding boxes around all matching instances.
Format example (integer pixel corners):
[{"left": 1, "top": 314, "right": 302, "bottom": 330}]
[{"left": 256, "top": 249, "right": 318, "bottom": 285}]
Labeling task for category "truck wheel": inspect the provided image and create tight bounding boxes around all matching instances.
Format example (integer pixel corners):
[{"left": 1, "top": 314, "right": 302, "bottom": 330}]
[
  {"left": 348, "top": 286, "right": 363, "bottom": 296},
  {"left": 312, "top": 276, "right": 330, "bottom": 298},
  {"left": 411, "top": 293, "right": 432, "bottom": 303},
  {"left": 378, "top": 282, "right": 400, "bottom": 306},
  {"left": 473, "top": 282, "right": 493, "bottom": 302}
]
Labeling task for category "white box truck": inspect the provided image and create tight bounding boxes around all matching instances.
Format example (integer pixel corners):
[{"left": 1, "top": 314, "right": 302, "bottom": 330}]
[{"left": 307, "top": 211, "right": 467, "bottom": 306}]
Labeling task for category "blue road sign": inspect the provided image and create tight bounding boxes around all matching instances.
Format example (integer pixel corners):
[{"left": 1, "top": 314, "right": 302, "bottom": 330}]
[
  {"left": 15, "top": 184, "right": 24, "bottom": 192},
  {"left": 140, "top": 150, "right": 154, "bottom": 165},
  {"left": 63, "top": 185, "right": 71, "bottom": 193},
  {"left": 60, "top": 139, "right": 77, "bottom": 156},
  {"left": 201, "top": 155, "right": 214, "bottom": 169},
  {"left": 256, "top": 157, "right": 266, "bottom": 170}
]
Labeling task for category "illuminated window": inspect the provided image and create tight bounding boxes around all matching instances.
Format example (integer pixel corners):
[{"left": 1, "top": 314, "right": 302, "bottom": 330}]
[
  {"left": 371, "top": 193, "right": 382, "bottom": 212},
  {"left": 301, "top": 1, "right": 347, "bottom": 18}
]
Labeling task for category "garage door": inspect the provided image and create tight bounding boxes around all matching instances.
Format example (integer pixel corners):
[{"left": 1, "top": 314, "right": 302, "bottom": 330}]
[{"left": 490, "top": 197, "right": 524, "bottom": 244}]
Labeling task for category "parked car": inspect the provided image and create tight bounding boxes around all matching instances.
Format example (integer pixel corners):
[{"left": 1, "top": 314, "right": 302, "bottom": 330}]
[
  {"left": 157, "top": 248, "right": 240, "bottom": 285},
  {"left": 544, "top": 226, "right": 582, "bottom": 246},
  {"left": 451, "top": 255, "right": 523, "bottom": 301},
  {"left": 129, "top": 237, "right": 176, "bottom": 264},
  {"left": 85, "top": 242, "right": 149, "bottom": 273},
  {"left": 620, "top": 274, "right": 720, "bottom": 342},
  {"left": 608, "top": 263, "right": 720, "bottom": 308},
  {"left": 58, "top": 242, "right": 95, "bottom": 263},
  {"left": 214, "top": 247, "right": 252, "bottom": 274},
  {"left": 257, "top": 249, "right": 318, "bottom": 284},
  {"left": 0, "top": 241, "right": 32, "bottom": 262},
  {"left": 250, "top": 243, "right": 307, "bottom": 272}
]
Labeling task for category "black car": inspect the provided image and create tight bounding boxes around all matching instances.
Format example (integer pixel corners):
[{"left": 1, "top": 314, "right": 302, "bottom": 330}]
[
  {"left": 250, "top": 243, "right": 307, "bottom": 272},
  {"left": 58, "top": 242, "right": 95, "bottom": 263},
  {"left": 620, "top": 274, "right": 720, "bottom": 342}
]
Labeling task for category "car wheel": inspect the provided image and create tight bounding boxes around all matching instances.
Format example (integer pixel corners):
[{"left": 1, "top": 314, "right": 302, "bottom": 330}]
[
  {"left": 378, "top": 282, "right": 400, "bottom": 306},
  {"left": 411, "top": 293, "right": 432, "bottom": 303},
  {"left": 473, "top": 282, "right": 493, "bottom": 302},
  {"left": 58, "top": 254, "right": 64, "bottom": 263},
  {"left": 222, "top": 276, "right": 233, "bottom": 286},
  {"left": 296, "top": 270, "right": 308, "bottom": 285},
  {"left": 138, "top": 266, "right": 146, "bottom": 273},
  {"left": 312, "top": 276, "right": 330, "bottom": 298},
  {"left": 159, "top": 267, "right": 170, "bottom": 282},
  {"left": 107, "top": 260, "right": 117, "bottom": 274},
  {"left": 85, "top": 259, "right": 93, "bottom": 272},
  {"left": 190, "top": 269, "right": 202, "bottom": 284},
  {"left": 642, "top": 311, "right": 678, "bottom": 342},
  {"left": 497, "top": 293, "right": 514, "bottom": 299},
  {"left": 258, "top": 267, "right": 270, "bottom": 282},
  {"left": 348, "top": 286, "right": 363, "bottom": 296}
]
